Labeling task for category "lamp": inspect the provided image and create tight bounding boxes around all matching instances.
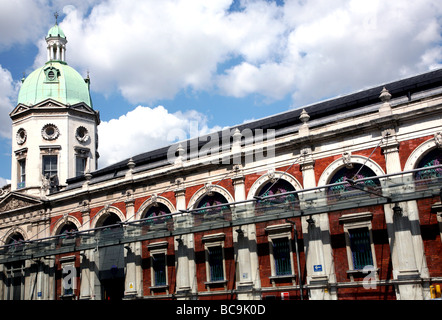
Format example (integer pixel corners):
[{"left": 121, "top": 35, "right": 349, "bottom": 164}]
[
  {"left": 176, "top": 236, "right": 183, "bottom": 245},
  {"left": 235, "top": 227, "right": 244, "bottom": 235},
  {"left": 306, "top": 216, "right": 315, "bottom": 226},
  {"left": 393, "top": 203, "right": 403, "bottom": 217}
]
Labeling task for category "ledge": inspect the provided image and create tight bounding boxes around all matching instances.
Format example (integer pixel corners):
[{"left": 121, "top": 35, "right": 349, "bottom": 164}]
[
  {"left": 204, "top": 280, "right": 228, "bottom": 286},
  {"left": 346, "top": 268, "right": 379, "bottom": 278},
  {"left": 149, "top": 284, "right": 169, "bottom": 290},
  {"left": 269, "top": 274, "right": 296, "bottom": 281}
]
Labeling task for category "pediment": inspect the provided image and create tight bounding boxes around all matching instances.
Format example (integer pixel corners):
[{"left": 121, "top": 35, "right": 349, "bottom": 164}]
[
  {"left": 0, "top": 192, "right": 43, "bottom": 214},
  {"left": 9, "top": 104, "right": 31, "bottom": 117}
]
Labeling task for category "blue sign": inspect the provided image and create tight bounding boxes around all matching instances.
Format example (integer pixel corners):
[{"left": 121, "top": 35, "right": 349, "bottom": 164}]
[{"left": 313, "top": 265, "right": 323, "bottom": 272}]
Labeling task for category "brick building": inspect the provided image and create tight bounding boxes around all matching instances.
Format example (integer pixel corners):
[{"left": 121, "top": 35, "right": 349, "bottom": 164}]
[{"left": 0, "top": 21, "right": 441, "bottom": 301}]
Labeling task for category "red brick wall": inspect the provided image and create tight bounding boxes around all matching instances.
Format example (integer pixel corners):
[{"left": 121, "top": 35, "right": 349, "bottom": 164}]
[{"left": 417, "top": 197, "right": 442, "bottom": 278}]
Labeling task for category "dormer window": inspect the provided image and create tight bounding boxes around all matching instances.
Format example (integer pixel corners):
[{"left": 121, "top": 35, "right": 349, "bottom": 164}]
[{"left": 44, "top": 66, "right": 59, "bottom": 82}]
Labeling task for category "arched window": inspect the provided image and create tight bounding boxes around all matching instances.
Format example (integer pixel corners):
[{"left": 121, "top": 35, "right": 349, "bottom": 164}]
[
  {"left": 59, "top": 221, "right": 78, "bottom": 235},
  {"left": 194, "top": 192, "right": 231, "bottom": 224},
  {"left": 143, "top": 203, "right": 172, "bottom": 226},
  {"left": 415, "top": 148, "right": 442, "bottom": 180},
  {"left": 5, "top": 232, "right": 25, "bottom": 300},
  {"left": 102, "top": 214, "right": 121, "bottom": 227},
  {"left": 328, "top": 164, "right": 380, "bottom": 200},
  {"left": 255, "top": 179, "right": 298, "bottom": 216},
  {"left": 258, "top": 179, "right": 297, "bottom": 203},
  {"left": 6, "top": 232, "right": 25, "bottom": 245}
]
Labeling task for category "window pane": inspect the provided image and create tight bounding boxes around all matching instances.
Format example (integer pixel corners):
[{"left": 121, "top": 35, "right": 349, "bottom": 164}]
[
  {"left": 208, "top": 246, "right": 224, "bottom": 281},
  {"left": 273, "top": 238, "right": 292, "bottom": 276},
  {"left": 153, "top": 254, "right": 166, "bottom": 286},
  {"left": 42, "top": 155, "right": 57, "bottom": 176},
  {"left": 76, "top": 157, "right": 86, "bottom": 176},
  {"left": 349, "top": 228, "right": 373, "bottom": 270}
]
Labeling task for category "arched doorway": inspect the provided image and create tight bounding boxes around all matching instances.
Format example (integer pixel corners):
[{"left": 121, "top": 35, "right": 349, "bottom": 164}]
[
  {"left": 96, "top": 212, "right": 125, "bottom": 301},
  {"left": 5, "top": 232, "right": 26, "bottom": 300}
]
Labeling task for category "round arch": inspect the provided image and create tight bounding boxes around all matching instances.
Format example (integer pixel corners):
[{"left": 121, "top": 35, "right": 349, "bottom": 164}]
[
  {"left": 247, "top": 171, "right": 302, "bottom": 200},
  {"left": 91, "top": 206, "right": 125, "bottom": 229},
  {"left": 52, "top": 215, "right": 81, "bottom": 236},
  {"left": 2, "top": 227, "right": 28, "bottom": 246},
  {"left": 188, "top": 184, "right": 234, "bottom": 210},
  {"left": 404, "top": 138, "right": 440, "bottom": 171},
  {"left": 137, "top": 196, "right": 176, "bottom": 219},
  {"left": 318, "top": 155, "right": 385, "bottom": 187}
]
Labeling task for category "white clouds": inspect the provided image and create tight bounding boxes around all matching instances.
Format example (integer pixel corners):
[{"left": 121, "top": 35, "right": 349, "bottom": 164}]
[
  {"left": 0, "top": 65, "right": 19, "bottom": 138},
  {"left": 40, "top": 0, "right": 441, "bottom": 108},
  {"left": 0, "top": 177, "right": 10, "bottom": 188},
  {"left": 2, "top": 0, "right": 442, "bottom": 170},
  {"left": 98, "top": 105, "right": 221, "bottom": 168},
  {"left": 0, "top": 0, "right": 49, "bottom": 50}
]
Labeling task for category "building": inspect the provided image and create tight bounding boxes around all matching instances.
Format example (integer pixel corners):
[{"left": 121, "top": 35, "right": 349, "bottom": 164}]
[{"left": 0, "top": 21, "right": 441, "bottom": 301}]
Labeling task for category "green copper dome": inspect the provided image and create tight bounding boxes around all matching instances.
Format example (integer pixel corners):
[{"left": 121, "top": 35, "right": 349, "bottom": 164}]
[
  {"left": 17, "top": 61, "right": 92, "bottom": 108},
  {"left": 47, "top": 24, "right": 66, "bottom": 39}
]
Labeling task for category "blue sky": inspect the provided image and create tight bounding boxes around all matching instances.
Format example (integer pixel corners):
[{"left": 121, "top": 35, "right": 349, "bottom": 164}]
[{"left": 1, "top": 0, "right": 442, "bottom": 187}]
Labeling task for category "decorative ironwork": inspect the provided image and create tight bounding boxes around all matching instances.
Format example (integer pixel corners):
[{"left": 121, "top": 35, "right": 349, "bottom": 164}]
[
  {"left": 208, "top": 246, "right": 224, "bottom": 281},
  {"left": 256, "top": 180, "right": 298, "bottom": 212},
  {"left": 349, "top": 228, "right": 373, "bottom": 270},
  {"left": 143, "top": 203, "right": 172, "bottom": 227},
  {"left": 415, "top": 149, "right": 442, "bottom": 180},
  {"left": 273, "top": 238, "right": 292, "bottom": 276},
  {"left": 328, "top": 164, "right": 380, "bottom": 199},
  {"left": 195, "top": 193, "right": 230, "bottom": 217}
]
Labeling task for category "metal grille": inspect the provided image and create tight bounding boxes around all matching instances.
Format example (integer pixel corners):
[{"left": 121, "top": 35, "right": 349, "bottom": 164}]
[
  {"left": 153, "top": 254, "right": 166, "bottom": 286},
  {"left": 273, "top": 238, "right": 292, "bottom": 276},
  {"left": 208, "top": 246, "right": 224, "bottom": 281},
  {"left": 349, "top": 228, "right": 373, "bottom": 270}
]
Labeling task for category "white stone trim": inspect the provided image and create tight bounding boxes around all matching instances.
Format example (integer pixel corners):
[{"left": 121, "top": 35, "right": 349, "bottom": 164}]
[
  {"left": 188, "top": 184, "right": 234, "bottom": 210},
  {"left": 404, "top": 137, "right": 439, "bottom": 171},
  {"left": 246, "top": 171, "right": 302, "bottom": 200},
  {"left": 317, "top": 155, "right": 385, "bottom": 187},
  {"left": 90, "top": 205, "right": 125, "bottom": 228},
  {"left": 137, "top": 196, "right": 176, "bottom": 219}
]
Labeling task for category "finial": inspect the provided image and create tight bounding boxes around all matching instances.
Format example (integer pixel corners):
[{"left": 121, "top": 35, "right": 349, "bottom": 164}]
[
  {"left": 379, "top": 87, "right": 392, "bottom": 103},
  {"left": 54, "top": 11, "right": 59, "bottom": 25},
  {"left": 299, "top": 109, "right": 310, "bottom": 124}
]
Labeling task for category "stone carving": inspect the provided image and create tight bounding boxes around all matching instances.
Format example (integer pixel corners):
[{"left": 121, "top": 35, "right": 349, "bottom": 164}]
[
  {"left": 16, "top": 128, "right": 27, "bottom": 145},
  {"left": 434, "top": 132, "right": 442, "bottom": 148},
  {"left": 0, "top": 196, "right": 37, "bottom": 213},
  {"left": 342, "top": 151, "right": 353, "bottom": 169},
  {"left": 41, "top": 123, "right": 60, "bottom": 141}
]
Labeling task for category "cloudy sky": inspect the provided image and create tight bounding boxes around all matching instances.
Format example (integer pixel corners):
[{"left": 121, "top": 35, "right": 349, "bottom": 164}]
[{"left": 1, "top": 0, "right": 442, "bottom": 187}]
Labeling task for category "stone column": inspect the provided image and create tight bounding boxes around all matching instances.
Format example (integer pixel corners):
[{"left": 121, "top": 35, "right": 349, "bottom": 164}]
[
  {"left": 380, "top": 124, "right": 426, "bottom": 299},
  {"left": 79, "top": 202, "right": 94, "bottom": 300},
  {"left": 174, "top": 181, "right": 197, "bottom": 298},
  {"left": 124, "top": 192, "right": 143, "bottom": 299},
  {"left": 232, "top": 168, "right": 261, "bottom": 300},
  {"left": 300, "top": 147, "right": 337, "bottom": 300}
]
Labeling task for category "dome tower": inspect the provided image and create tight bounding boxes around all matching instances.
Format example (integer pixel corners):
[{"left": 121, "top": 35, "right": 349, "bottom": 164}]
[{"left": 10, "top": 16, "right": 100, "bottom": 197}]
